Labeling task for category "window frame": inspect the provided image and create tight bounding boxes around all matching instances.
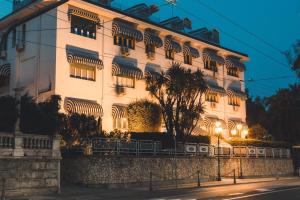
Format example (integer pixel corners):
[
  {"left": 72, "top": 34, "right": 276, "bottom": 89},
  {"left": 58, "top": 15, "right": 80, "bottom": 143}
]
[
  {"left": 70, "top": 15, "right": 97, "bottom": 39},
  {"left": 113, "top": 35, "right": 135, "bottom": 50}
]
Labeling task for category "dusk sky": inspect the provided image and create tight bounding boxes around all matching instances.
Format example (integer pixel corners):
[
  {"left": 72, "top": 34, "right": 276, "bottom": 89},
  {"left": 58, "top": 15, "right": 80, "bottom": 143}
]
[{"left": 1, "top": 0, "right": 300, "bottom": 97}]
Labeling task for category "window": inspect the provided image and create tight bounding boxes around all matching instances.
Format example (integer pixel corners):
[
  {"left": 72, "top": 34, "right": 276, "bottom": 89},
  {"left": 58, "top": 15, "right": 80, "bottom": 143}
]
[
  {"left": 114, "top": 76, "right": 135, "bottom": 88},
  {"left": 145, "top": 44, "right": 155, "bottom": 54},
  {"left": 204, "top": 60, "right": 218, "bottom": 72},
  {"left": 113, "top": 118, "right": 128, "bottom": 130},
  {"left": 227, "top": 67, "right": 238, "bottom": 77},
  {"left": 70, "top": 64, "right": 95, "bottom": 81},
  {"left": 0, "top": 76, "right": 9, "bottom": 88},
  {"left": 12, "top": 29, "right": 16, "bottom": 48},
  {"left": 71, "top": 15, "right": 96, "bottom": 39},
  {"left": 165, "top": 49, "right": 174, "bottom": 60},
  {"left": 228, "top": 96, "right": 240, "bottom": 106},
  {"left": 205, "top": 93, "right": 218, "bottom": 103},
  {"left": 184, "top": 54, "right": 192, "bottom": 65},
  {"left": 113, "top": 35, "right": 135, "bottom": 49}
]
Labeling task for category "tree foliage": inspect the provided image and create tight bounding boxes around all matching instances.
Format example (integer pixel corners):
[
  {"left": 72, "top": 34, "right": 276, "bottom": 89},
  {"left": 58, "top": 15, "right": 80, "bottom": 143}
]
[
  {"left": 145, "top": 62, "right": 207, "bottom": 142},
  {"left": 285, "top": 40, "right": 300, "bottom": 78},
  {"left": 127, "top": 99, "right": 162, "bottom": 132},
  {"left": 0, "top": 95, "right": 18, "bottom": 132}
]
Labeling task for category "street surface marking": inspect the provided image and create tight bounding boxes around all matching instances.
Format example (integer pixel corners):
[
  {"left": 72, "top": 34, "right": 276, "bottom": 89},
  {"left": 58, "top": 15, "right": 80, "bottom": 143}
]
[
  {"left": 255, "top": 188, "right": 273, "bottom": 192},
  {"left": 228, "top": 193, "right": 244, "bottom": 196},
  {"left": 222, "top": 186, "right": 300, "bottom": 200}
]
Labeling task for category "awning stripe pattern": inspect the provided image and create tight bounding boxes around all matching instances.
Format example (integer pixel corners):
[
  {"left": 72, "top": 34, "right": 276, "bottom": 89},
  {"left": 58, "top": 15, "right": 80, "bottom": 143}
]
[
  {"left": 164, "top": 36, "right": 182, "bottom": 53},
  {"left": 112, "top": 58, "right": 143, "bottom": 79},
  {"left": 227, "top": 88, "right": 247, "bottom": 99},
  {"left": 202, "top": 48, "right": 225, "bottom": 65},
  {"left": 183, "top": 42, "right": 200, "bottom": 58},
  {"left": 203, "top": 116, "right": 226, "bottom": 129},
  {"left": 112, "top": 20, "right": 143, "bottom": 42},
  {"left": 112, "top": 104, "right": 127, "bottom": 118},
  {"left": 227, "top": 119, "right": 246, "bottom": 130},
  {"left": 206, "top": 81, "right": 226, "bottom": 95},
  {"left": 64, "top": 97, "right": 103, "bottom": 117},
  {"left": 144, "top": 28, "right": 163, "bottom": 48},
  {"left": 68, "top": 7, "right": 101, "bottom": 28},
  {"left": 225, "top": 56, "right": 245, "bottom": 71},
  {"left": 67, "top": 50, "right": 103, "bottom": 70},
  {"left": 0, "top": 63, "right": 10, "bottom": 77},
  {"left": 144, "top": 64, "right": 161, "bottom": 78}
]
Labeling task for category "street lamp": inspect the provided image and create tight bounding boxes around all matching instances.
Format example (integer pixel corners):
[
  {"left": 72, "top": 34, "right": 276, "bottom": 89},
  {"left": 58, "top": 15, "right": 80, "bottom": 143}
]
[
  {"left": 237, "top": 124, "right": 243, "bottom": 137},
  {"left": 215, "top": 123, "right": 223, "bottom": 181}
]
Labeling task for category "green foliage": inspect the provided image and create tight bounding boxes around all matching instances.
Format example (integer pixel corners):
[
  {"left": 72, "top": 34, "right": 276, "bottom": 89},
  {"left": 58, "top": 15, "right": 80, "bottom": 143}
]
[
  {"left": 145, "top": 62, "right": 207, "bottom": 142},
  {"left": 228, "top": 139, "right": 290, "bottom": 148},
  {"left": 248, "top": 124, "right": 270, "bottom": 140},
  {"left": 20, "top": 94, "right": 62, "bottom": 135},
  {"left": 0, "top": 95, "right": 18, "bottom": 132},
  {"left": 59, "top": 113, "right": 100, "bottom": 147},
  {"left": 127, "top": 99, "right": 162, "bottom": 132}
]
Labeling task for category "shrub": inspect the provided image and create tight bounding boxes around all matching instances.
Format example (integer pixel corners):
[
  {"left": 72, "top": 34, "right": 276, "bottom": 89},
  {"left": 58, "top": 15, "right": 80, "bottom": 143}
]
[
  {"left": 228, "top": 138, "right": 290, "bottom": 148},
  {"left": 127, "top": 99, "right": 162, "bottom": 132},
  {"left": 0, "top": 95, "right": 18, "bottom": 132}
]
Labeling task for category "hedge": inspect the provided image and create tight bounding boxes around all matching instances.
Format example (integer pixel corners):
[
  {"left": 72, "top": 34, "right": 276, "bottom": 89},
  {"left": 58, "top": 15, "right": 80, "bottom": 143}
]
[{"left": 228, "top": 139, "right": 290, "bottom": 148}]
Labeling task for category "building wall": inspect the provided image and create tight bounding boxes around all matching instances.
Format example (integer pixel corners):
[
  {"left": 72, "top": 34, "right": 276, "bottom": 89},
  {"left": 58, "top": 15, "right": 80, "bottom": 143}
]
[
  {"left": 61, "top": 156, "right": 293, "bottom": 188},
  {"left": 0, "top": 0, "right": 248, "bottom": 134}
]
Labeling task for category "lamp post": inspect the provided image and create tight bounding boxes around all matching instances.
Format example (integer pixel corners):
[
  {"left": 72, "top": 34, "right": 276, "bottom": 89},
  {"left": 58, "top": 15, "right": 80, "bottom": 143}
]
[{"left": 215, "top": 124, "right": 223, "bottom": 181}]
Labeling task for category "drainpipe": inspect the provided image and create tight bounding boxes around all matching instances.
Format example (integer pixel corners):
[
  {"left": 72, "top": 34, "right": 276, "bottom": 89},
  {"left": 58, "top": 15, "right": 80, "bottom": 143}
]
[{"left": 101, "top": 19, "right": 104, "bottom": 105}]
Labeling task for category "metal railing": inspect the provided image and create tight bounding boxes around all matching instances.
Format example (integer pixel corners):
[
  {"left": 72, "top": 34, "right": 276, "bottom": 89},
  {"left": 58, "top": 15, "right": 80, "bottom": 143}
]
[{"left": 69, "top": 137, "right": 291, "bottom": 159}]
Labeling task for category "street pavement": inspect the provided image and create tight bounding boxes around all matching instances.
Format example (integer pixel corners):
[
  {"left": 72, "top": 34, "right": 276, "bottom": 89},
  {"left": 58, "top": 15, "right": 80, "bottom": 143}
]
[{"left": 21, "top": 177, "right": 300, "bottom": 200}]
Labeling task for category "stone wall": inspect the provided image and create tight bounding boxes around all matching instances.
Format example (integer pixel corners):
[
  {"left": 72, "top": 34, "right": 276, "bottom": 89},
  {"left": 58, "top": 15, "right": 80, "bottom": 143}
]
[
  {"left": 0, "top": 158, "right": 60, "bottom": 197},
  {"left": 62, "top": 156, "right": 294, "bottom": 188}
]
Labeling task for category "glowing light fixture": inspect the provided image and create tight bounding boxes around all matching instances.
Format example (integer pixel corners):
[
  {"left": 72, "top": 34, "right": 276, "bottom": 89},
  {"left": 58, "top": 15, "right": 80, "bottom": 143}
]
[
  {"left": 231, "top": 129, "right": 237, "bottom": 136},
  {"left": 237, "top": 124, "right": 243, "bottom": 130}
]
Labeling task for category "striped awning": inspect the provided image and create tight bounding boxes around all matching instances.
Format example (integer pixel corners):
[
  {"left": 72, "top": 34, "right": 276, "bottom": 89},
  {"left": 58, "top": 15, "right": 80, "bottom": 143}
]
[
  {"left": 68, "top": 7, "right": 101, "bottom": 28},
  {"left": 64, "top": 97, "right": 103, "bottom": 117},
  {"left": 227, "top": 119, "right": 246, "bottom": 130},
  {"left": 206, "top": 81, "right": 226, "bottom": 95},
  {"left": 225, "top": 56, "right": 245, "bottom": 71},
  {"left": 112, "top": 57, "right": 143, "bottom": 79},
  {"left": 112, "top": 20, "right": 143, "bottom": 42},
  {"left": 0, "top": 63, "right": 10, "bottom": 77},
  {"left": 202, "top": 48, "right": 224, "bottom": 65},
  {"left": 183, "top": 42, "right": 200, "bottom": 58},
  {"left": 203, "top": 116, "right": 226, "bottom": 129},
  {"left": 112, "top": 104, "right": 127, "bottom": 118},
  {"left": 192, "top": 126, "right": 209, "bottom": 136},
  {"left": 144, "top": 28, "right": 163, "bottom": 48},
  {"left": 227, "top": 88, "right": 247, "bottom": 99},
  {"left": 67, "top": 50, "right": 103, "bottom": 70},
  {"left": 164, "top": 36, "right": 182, "bottom": 53},
  {"left": 144, "top": 63, "right": 161, "bottom": 78}
]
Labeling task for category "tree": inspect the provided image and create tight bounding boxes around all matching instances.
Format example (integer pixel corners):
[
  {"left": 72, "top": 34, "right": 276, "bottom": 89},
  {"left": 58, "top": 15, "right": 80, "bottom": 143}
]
[
  {"left": 145, "top": 62, "right": 207, "bottom": 142},
  {"left": 265, "top": 84, "right": 300, "bottom": 144},
  {"left": 285, "top": 40, "right": 300, "bottom": 77},
  {"left": 248, "top": 124, "right": 269, "bottom": 140},
  {"left": 0, "top": 95, "right": 18, "bottom": 132},
  {"left": 127, "top": 99, "right": 162, "bottom": 132},
  {"left": 246, "top": 96, "right": 267, "bottom": 127}
]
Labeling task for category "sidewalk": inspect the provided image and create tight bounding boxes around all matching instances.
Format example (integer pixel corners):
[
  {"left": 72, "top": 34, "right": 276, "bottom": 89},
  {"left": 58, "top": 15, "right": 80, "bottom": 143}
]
[{"left": 9, "top": 176, "right": 300, "bottom": 200}]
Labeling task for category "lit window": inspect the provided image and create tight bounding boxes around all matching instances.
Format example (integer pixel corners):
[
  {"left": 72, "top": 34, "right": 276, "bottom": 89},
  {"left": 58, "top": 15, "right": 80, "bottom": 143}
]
[
  {"left": 228, "top": 96, "right": 240, "bottom": 106},
  {"left": 184, "top": 54, "right": 192, "bottom": 65},
  {"left": 114, "top": 76, "right": 135, "bottom": 88},
  {"left": 21, "top": 24, "right": 26, "bottom": 44},
  {"left": 70, "top": 64, "right": 95, "bottom": 81},
  {"left": 71, "top": 15, "right": 96, "bottom": 39},
  {"left": 205, "top": 93, "right": 218, "bottom": 103},
  {"left": 204, "top": 60, "right": 218, "bottom": 72},
  {"left": 227, "top": 67, "right": 238, "bottom": 77},
  {"left": 113, "top": 118, "right": 128, "bottom": 130},
  {"left": 165, "top": 49, "right": 174, "bottom": 60},
  {"left": 113, "top": 35, "right": 135, "bottom": 50},
  {"left": 12, "top": 29, "right": 16, "bottom": 48}
]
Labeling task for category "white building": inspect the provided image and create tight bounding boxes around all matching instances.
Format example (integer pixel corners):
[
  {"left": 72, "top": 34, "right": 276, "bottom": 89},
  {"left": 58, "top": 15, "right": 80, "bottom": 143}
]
[{"left": 0, "top": 0, "right": 249, "bottom": 139}]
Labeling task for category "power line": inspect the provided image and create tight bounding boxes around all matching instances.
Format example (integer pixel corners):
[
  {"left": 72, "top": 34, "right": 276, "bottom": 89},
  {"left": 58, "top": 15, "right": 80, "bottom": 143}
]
[{"left": 194, "top": 1, "right": 284, "bottom": 55}]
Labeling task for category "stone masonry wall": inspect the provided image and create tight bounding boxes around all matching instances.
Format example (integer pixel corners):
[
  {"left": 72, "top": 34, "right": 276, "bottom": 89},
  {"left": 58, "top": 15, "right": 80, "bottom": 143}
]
[
  {"left": 0, "top": 158, "right": 60, "bottom": 197},
  {"left": 62, "top": 156, "right": 293, "bottom": 188}
]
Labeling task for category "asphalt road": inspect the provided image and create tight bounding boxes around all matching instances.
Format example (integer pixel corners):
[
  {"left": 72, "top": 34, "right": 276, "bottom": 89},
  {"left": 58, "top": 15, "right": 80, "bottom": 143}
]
[{"left": 32, "top": 178, "right": 300, "bottom": 200}]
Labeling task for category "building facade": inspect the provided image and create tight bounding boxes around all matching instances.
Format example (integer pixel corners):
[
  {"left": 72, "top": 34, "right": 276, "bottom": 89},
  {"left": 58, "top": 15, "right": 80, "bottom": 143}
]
[{"left": 0, "top": 0, "right": 249, "bottom": 139}]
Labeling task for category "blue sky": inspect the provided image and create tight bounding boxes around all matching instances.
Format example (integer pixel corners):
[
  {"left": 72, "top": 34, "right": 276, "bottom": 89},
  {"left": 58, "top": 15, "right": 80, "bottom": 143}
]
[{"left": 1, "top": 0, "right": 300, "bottom": 97}]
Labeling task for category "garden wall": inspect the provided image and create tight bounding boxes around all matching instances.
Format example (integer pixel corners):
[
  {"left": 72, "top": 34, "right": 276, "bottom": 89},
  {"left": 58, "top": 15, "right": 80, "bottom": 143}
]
[{"left": 61, "top": 156, "right": 293, "bottom": 188}]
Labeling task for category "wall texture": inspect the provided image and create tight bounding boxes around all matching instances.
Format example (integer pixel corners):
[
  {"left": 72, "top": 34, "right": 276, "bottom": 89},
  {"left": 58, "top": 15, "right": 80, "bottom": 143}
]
[
  {"left": 62, "top": 156, "right": 293, "bottom": 188},
  {"left": 0, "top": 158, "right": 60, "bottom": 197}
]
